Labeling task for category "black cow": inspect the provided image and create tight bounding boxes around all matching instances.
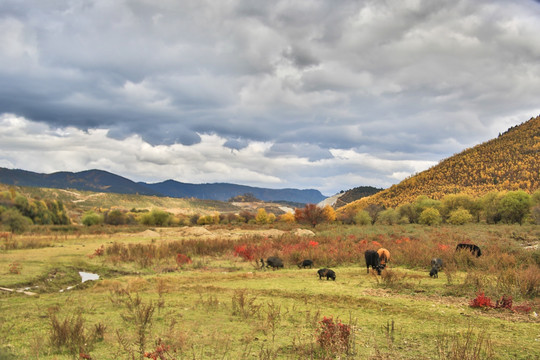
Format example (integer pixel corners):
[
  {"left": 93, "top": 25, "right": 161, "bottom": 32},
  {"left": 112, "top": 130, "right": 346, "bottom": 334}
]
[
  {"left": 365, "top": 250, "right": 381, "bottom": 275},
  {"left": 456, "top": 243, "right": 482, "bottom": 257},
  {"left": 317, "top": 268, "right": 336, "bottom": 281},
  {"left": 262, "top": 256, "right": 284, "bottom": 270},
  {"left": 298, "top": 259, "right": 314, "bottom": 269}
]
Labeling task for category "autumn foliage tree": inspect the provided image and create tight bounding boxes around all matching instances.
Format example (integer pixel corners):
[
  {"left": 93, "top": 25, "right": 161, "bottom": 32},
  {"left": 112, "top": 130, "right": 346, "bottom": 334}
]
[
  {"left": 321, "top": 205, "right": 336, "bottom": 222},
  {"left": 295, "top": 204, "right": 327, "bottom": 227}
]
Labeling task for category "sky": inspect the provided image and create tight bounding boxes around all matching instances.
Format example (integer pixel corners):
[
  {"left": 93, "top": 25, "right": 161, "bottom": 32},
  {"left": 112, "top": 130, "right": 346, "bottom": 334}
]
[{"left": 1, "top": 0, "right": 540, "bottom": 196}]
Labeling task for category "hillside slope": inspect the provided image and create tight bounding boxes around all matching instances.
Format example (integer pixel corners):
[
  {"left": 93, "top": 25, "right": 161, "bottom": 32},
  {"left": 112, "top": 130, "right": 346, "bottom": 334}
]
[
  {"left": 0, "top": 183, "right": 241, "bottom": 220},
  {"left": 341, "top": 115, "right": 540, "bottom": 211},
  {"left": 318, "top": 186, "right": 383, "bottom": 208}
]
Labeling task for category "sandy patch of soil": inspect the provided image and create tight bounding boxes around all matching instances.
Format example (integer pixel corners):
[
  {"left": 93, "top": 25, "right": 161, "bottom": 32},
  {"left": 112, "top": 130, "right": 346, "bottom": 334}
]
[
  {"left": 292, "top": 228, "right": 315, "bottom": 237},
  {"left": 138, "top": 229, "right": 161, "bottom": 237},
  {"left": 178, "top": 226, "right": 213, "bottom": 236}
]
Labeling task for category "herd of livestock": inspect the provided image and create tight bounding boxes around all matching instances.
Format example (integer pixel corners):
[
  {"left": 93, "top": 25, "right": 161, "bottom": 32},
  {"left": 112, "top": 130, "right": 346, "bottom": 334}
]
[{"left": 259, "top": 243, "right": 482, "bottom": 281}]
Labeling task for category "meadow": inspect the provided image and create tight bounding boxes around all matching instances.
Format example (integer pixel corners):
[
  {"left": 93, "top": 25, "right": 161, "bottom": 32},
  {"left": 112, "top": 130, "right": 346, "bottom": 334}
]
[{"left": 0, "top": 223, "right": 539, "bottom": 359}]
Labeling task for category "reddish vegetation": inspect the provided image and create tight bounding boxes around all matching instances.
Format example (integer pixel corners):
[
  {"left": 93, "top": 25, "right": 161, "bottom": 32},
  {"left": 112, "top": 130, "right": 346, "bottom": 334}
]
[
  {"left": 317, "top": 316, "right": 351, "bottom": 354},
  {"left": 175, "top": 253, "right": 192, "bottom": 266},
  {"left": 470, "top": 293, "right": 532, "bottom": 313},
  {"left": 94, "top": 245, "right": 105, "bottom": 256},
  {"left": 144, "top": 341, "right": 176, "bottom": 360},
  {"left": 470, "top": 292, "right": 494, "bottom": 308}
]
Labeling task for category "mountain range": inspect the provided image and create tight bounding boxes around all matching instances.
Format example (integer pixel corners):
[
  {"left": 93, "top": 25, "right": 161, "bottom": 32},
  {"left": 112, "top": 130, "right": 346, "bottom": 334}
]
[{"left": 0, "top": 167, "right": 326, "bottom": 204}]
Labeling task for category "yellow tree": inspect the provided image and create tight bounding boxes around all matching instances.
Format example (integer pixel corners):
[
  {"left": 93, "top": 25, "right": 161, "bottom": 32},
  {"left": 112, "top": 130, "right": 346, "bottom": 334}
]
[
  {"left": 255, "top": 208, "right": 269, "bottom": 224},
  {"left": 279, "top": 212, "right": 295, "bottom": 223},
  {"left": 321, "top": 205, "right": 336, "bottom": 222}
]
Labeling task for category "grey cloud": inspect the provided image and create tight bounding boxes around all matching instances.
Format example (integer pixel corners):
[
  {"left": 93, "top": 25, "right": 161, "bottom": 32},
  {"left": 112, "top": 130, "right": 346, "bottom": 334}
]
[
  {"left": 1, "top": 0, "right": 540, "bottom": 194},
  {"left": 267, "top": 143, "right": 333, "bottom": 162}
]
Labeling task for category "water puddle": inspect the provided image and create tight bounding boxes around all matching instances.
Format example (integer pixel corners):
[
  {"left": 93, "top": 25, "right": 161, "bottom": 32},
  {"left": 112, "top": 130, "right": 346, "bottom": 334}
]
[
  {"left": 79, "top": 271, "right": 99, "bottom": 283},
  {"left": 59, "top": 271, "right": 99, "bottom": 292}
]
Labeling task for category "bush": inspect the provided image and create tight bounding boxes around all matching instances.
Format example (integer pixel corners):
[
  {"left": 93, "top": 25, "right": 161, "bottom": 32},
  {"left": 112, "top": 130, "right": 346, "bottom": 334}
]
[
  {"left": 469, "top": 292, "right": 493, "bottom": 308},
  {"left": 48, "top": 312, "right": 96, "bottom": 356},
  {"left": 498, "top": 190, "right": 531, "bottom": 225},
  {"left": 255, "top": 208, "right": 269, "bottom": 224},
  {"left": 353, "top": 210, "right": 372, "bottom": 225},
  {"left": 376, "top": 209, "right": 400, "bottom": 225},
  {"left": 175, "top": 253, "right": 192, "bottom": 267},
  {"left": 139, "top": 209, "right": 171, "bottom": 226},
  {"left": 317, "top": 316, "right": 351, "bottom": 355},
  {"left": 82, "top": 211, "right": 103, "bottom": 226},
  {"left": 447, "top": 208, "right": 473, "bottom": 225},
  {"left": 150, "top": 209, "right": 171, "bottom": 226},
  {"left": 279, "top": 212, "right": 295, "bottom": 223},
  {"left": 1, "top": 208, "right": 33, "bottom": 233},
  {"left": 418, "top": 208, "right": 442, "bottom": 226},
  {"left": 104, "top": 209, "right": 127, "bottom": 225}
]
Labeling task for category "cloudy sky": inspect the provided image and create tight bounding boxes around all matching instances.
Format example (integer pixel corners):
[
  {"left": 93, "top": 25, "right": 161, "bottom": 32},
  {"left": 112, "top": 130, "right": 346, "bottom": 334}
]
[{"left": 1, "top": 0, "right": 540, "bottom": 196}]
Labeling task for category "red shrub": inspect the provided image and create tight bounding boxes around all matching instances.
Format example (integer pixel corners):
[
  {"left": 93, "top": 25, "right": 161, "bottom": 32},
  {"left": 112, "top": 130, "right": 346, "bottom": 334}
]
[
  {"left": 317, "top": 316, "right": 351, "bottom": 354},
  {"left": 495, "top": 295, "right": 513, "bottom": 310},
  {"left": 234, "top": 244, "right": 255, "bottom": 261},
  {"left": 469, "top": 292, "right": 494, "bottom": 308},
  {"left": 175, "top": 253, "right": 192, "bottom": 266},
  {"left": 144, "top": 340, "right": 176, "bottom": 360}
]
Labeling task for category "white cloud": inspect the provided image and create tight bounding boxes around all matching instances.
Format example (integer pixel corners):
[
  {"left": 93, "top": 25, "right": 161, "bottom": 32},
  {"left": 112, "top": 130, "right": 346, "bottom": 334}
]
[{"left": 0, "top": 114, "right": 443, "bottom": 194}]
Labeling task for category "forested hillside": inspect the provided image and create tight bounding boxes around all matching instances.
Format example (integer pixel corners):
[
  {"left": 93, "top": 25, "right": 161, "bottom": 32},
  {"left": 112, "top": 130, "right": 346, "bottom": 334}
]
[{"left": 341, "top": 115, "right": 539, "bottom": 211}]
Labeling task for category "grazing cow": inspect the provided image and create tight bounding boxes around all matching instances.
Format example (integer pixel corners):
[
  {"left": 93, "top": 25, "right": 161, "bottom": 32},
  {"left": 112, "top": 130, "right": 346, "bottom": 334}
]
[
  {"left": 456, "top": 243, "right": 482, "bottom": 257},
  {"left": 298, "top": 259, "right": 314, "bottom": 269},
  {"left": 262, "top": 256, "right": 284, "bottom": 270},
  {"left": 365, "top": 250, "right": 381, "bottom": 275},
  {"left": 377, "top": 248, "right": 391, "bottom": 269},
  {"left": 317, "top": 268, "right": 336, "bottom": 281},
  {"left": 429, "top": 267, "right": 439, "bottom": 278}
]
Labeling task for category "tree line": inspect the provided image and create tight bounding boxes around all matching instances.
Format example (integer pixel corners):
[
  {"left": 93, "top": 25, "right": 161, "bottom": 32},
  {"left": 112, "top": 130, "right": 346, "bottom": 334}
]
[
  {"left": 338, "top": 189, "right": 540, "bottom": 226},
  {"left": 1, "top": 188, "right": 538, "bottom": 234}
]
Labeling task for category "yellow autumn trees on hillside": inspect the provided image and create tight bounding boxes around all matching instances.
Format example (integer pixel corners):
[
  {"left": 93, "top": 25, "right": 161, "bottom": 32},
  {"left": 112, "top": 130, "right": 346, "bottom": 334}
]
[{"left": 340, "top": 116, "right": 539, "bottom": 212}]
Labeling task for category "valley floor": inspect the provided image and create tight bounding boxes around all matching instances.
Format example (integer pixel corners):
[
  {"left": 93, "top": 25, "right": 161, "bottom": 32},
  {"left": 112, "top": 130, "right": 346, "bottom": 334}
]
[{"left": 1, "top": 224, "right": 539, "bottom": 359}]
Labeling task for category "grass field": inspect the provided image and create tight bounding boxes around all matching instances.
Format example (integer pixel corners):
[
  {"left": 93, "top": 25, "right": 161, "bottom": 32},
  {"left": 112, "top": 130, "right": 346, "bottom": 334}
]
[{"left": 1, "top": 224, "right": 539, "bottom": 359}]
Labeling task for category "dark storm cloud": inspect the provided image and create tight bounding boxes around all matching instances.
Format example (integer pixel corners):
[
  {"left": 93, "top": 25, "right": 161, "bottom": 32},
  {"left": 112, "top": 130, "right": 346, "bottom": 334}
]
[{"left": 1, "top": 0, "right": 540, "bottom": 194}]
